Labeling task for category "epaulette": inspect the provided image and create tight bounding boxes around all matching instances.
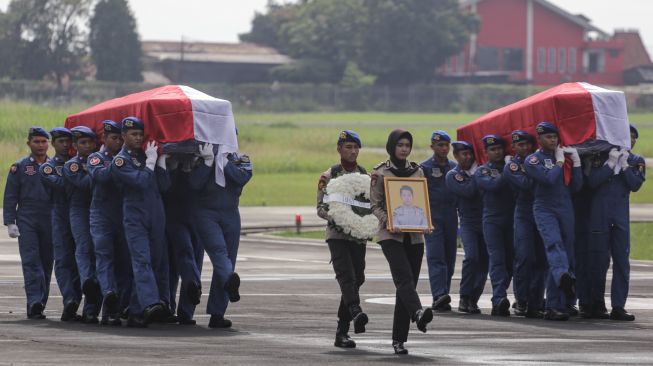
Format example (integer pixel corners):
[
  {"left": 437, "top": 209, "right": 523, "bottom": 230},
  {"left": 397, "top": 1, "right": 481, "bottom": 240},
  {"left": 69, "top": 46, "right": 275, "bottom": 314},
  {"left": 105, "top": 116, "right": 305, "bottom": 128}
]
[{"left": 373, "top": 161, "right": 388, "bottom": 170}]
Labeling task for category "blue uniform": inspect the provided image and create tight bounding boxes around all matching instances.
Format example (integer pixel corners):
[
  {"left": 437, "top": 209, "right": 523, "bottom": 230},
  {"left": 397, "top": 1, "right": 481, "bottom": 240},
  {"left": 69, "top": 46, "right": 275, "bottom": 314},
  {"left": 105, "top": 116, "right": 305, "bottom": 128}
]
[
  {"left": 524, "top": 150, "right": 583, "bottom": 311},
  {"left": 63, "top": 154, "right": 101, "bottom": 316},
  {"left": 587, "top": 152, "right": 645, "bottom": 309},
  {"left": 420, "top": 157, "right": 458, "bottom": 300},
  {"left": 503, "top": 156, "right": 546, "bottom": 309},
  {"left": 573, "top": 176, "right": 593, "bottom": 310},
  {"left": 190, "top": 153, "right": 252, "bottom": 316},
  {"left": 87, "top": 151, "right": 133, "bottom": 311},
  {"left": 160, "top": 166, "right": 203, "bottom": 321},
  {"left": 3, "top": 156, "right": 53, "bottom": 313},
  {"left": 445, "top": 166, "right": 488, "bottom": 303},
  {"left": 39, "top": 156, "right": 82, "bottom": 309},
  {"left": 474, "top": 161, "right": 516, "bottom": 307},
  {"left": 111, "top": 147, "right": 169, "bottom": 314}
]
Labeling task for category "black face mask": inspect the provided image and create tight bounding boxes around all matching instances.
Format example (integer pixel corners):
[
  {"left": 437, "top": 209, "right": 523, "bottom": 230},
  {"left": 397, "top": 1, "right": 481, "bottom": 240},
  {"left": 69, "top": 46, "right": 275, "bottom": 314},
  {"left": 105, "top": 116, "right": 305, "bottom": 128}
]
[{"left": 386, "top": 129, "right": 418, "bottom": 177}]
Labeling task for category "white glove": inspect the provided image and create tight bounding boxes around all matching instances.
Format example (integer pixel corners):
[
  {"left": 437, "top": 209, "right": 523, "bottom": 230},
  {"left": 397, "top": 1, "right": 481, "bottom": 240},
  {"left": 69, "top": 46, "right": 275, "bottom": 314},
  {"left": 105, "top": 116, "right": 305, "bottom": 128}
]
[
  {"left": 7, "top": 224, "right": 20, "bottom": 238},
  {"left": 564, "top": 147, "right": 581, "bottom": 168},
  {"left": 606, "top": 148, "right": 620, "bottom": 169},
  {"left": 156, "top": 154, "right": 168, "bottom": 170},
  {"left": 504, "top": 155, "right": 513, "bottom": 164},
  {"left": 145, "top": 141, "right": 158, "bottom": 171},
  {"left": 99, "top": 144, "right": 106, "bottom": 153},
  {"left": 199, "top": 143, "right": 215, "bottom": 167},
  {"left": 555, "top": 145, "right": 565, "bottom": 164},
  {"left": 619, "top": 150, "right": 630, "bottom": 171}
]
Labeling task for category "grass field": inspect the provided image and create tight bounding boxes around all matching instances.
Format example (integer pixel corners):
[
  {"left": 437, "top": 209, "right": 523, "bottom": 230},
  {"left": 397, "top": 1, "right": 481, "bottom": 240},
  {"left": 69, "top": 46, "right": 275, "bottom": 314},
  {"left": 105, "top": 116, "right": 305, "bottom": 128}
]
[{"left": 0, "top": 101, "right": 652, "bottom": 206}]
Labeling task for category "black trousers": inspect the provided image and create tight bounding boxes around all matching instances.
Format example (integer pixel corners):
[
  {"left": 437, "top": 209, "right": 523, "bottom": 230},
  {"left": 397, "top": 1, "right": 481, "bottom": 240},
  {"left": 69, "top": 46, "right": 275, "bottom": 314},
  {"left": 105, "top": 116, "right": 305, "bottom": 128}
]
[
  {"left": 327, "top": 239, "right": 366, "bottom": 322},
  {"left": 380, "top": 237, "right": 424, "bottom": 343}
]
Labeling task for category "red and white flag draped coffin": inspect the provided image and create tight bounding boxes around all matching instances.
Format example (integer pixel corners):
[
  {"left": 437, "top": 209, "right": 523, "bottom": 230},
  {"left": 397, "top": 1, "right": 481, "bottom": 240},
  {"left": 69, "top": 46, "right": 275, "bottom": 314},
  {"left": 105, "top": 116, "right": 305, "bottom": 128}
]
[
  {"left": 64, "top": 85, "right": 238, "bottom": 151},
  {"left": 456, "top": 82, "right": 630, "bottom": 164}
]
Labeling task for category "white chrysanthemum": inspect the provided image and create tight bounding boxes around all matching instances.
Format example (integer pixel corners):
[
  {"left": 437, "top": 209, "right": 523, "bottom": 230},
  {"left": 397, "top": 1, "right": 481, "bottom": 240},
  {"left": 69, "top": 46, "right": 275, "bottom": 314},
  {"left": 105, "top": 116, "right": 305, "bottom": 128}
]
[{"left": 325, "top": 173, "right": 379, "bottom": 241}]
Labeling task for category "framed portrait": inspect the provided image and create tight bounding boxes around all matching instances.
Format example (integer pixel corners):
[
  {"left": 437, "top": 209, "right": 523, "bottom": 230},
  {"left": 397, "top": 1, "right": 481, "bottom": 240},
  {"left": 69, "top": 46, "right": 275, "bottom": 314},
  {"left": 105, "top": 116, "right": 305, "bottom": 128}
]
[{"left": 384, "top": 177, "right": 432, "bottom": 233}]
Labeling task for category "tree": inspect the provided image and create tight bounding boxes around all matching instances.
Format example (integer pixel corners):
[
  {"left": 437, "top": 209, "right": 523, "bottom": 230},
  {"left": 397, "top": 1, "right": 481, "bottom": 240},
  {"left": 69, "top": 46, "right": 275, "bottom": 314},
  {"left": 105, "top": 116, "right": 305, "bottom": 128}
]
[
  {"left": 239, "top": 1, "right": 302, "bottom": 53},
  {"left": 89, "top": 0, "right": 143, "bottom": 82}
]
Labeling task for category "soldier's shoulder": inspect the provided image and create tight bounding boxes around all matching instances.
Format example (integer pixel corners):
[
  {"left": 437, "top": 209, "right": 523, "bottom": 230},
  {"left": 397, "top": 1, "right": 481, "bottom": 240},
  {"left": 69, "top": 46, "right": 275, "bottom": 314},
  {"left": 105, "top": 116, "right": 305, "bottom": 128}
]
[
  {"left": 526, "top": 153, "right": 541, "bottom": 166},
  {"left": 373, "top": 160, "right": 390, "bottom": 172},
  {"left": 419, "top": 157, "right": 432, "bottom": 167}
]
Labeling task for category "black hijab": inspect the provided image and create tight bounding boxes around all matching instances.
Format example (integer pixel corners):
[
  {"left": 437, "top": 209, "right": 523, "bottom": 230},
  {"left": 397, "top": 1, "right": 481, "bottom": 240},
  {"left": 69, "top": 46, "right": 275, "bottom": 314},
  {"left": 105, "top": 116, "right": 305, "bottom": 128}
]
[{"left": 386, "top": 129, "right": 418, "bottom": 177}]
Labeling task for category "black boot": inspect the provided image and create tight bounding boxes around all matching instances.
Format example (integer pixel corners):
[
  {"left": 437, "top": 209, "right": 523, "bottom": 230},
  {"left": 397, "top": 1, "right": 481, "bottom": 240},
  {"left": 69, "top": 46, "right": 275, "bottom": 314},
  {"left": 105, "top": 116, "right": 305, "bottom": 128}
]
[
  {"left": 468, "top": 300, "right": 481, "bottom": 314},
  {"left": 27, "top": 302, "right": 46, "bottom": 320},
  {"left": 592, "top": 304, "right": 610, "bottom": 320},
  {"left": 544, "top": 309, "right": 569, "bottom": 321},
  {"left": 458, "top": 296, "right": 471, "bottom": 313},
  {"left": 392, "top": 341, "right": 408, "bottom": 355},
  {"left": 525, "top": 306, "right": 544, "bottom": 319},
  {"left": 559, "top": 272, "right": 576, "bottom": 299},
  {"left": 610, "top": 307, "right": 635, "bottom": 321},
  {"left": 102, "top": 291, "right": 120, "bottom": 317},
  {"left": 82, "top": 279, "right": 101, "bottom": 305},
  {"left": 513, "top": 301, "right": 527, "bottom": 316},
  {"left": 60, "top": 301, "right": 80, "bottom": 322},
  {"left": 491, "top": 297, "right": 510, "bottom": 317},
  {"left": 127, "top": 314, "right": 148, "bottom": 328},
  {"left": 579, "top": 304, "right": 593, "bottom": 319},
  {"left": 432, "top": 294, "right": 452, "bottom": 312},
  {"left": 224, "top": 272, "right": 241, "bottom": 303},
  {"left": 187, "top": 281, "right": 202, "bottom": 306},
  {"left": 413, "top": 308, "right": 433, "bottom": 333},
  {"left": 334, "top": 321, "right": 356, "bottom": 348},
  {"left": 143, "top": 303, "right": 165, "bottom": 324},
  {"left": 209, "top": 314, "right": 232, "bottom": 328},
  {"left": 349, "top": 304, "right": 368, "bottom": 334},
  {"left": 101, "top": 315, "right": 122, "bottom": 326}
]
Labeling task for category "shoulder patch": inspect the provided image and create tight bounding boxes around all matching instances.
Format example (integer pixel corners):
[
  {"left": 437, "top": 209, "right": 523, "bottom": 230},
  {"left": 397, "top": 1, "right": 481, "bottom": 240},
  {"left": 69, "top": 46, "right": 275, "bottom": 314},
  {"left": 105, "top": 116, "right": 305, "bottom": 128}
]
[
  {"left": 43, "top": 165, "right": 53, "bottom": 175},
  {"left": 70, "top": 162, "right": 79, "bottom": 173},
  {"left": 25, "top": 165, "right": 36, "bottom": 176},
  {"left": 509, "top": 163, "right": 519, "bottom": 172},
  {"left": 373, "top": 161, "right": 386, "bottom": 170},
  {"left": 529, "top": 156, "right": 540, "bottom": 165},
  {"left": 114, "top": 157, "right": 124, "bottom": 168},
  {"left": 454, "top": 173, "right": 464, "bottom": 182},
  {"left": 89, "top": 156, "right": 101, "bottom": 166},
  {"left": 9, "top": 164, "right": 17, "bottom": 174}
]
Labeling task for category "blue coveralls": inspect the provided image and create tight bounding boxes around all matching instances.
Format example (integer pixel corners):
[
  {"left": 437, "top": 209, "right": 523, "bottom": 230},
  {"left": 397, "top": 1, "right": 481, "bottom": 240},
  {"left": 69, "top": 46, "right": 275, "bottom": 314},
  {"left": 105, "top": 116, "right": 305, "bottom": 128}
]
[
  {"left": 160, "top": 166, "right": 203, "bottom": 321},
  {"left": 39, "top": 156, "right": 82, "bottom": 309},
  {"left": 503, "top": 156, "right": 546, "bottom": 309},
  {"left": 587, "top": 152, "right": 645, "bottom": 309},
  {"left": 421, "top": 157, "right": 458, "bottom": 300},
  {"left": 523, "top": 150, "right": 583, "bottom": 311},
  {"left": 87, "top": 151, "right": 133, "bottom": 312},
  {"left": 3, "top": 156, "right": 53, "bottom": 313},
  {"left": 573, "top": 176, "right": 593, "bottom": 310},
  {"left": 63, "top": 155, "right": 101, "bottom": 316},
  {"left": 190, "top": 154, "right": 252, "bottom": 316},
  {"left": 110, "top": 148, "right": 169, "bottom": 314},
  {"left": 474, "top": 161, "right": 516, "bottom": 307},
  {"left": 445, "top": 166, "right": 488, "bottom": 304}
]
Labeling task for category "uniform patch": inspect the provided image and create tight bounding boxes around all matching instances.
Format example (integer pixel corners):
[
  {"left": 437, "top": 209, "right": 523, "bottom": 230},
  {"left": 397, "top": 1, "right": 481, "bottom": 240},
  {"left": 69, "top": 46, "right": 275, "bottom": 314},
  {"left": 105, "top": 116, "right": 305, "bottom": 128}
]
[
  {"left": 454, "top": 173, "right": 464, "bottom": 182},
  {"left": 490, "top": 168, "right": 499, "bottom": 178},
  {"left": 9, "top": 164, "right": 17, "bottom": 174},
  {"left": 132, "top": 158, "right": 141, "bottom": 167},
  {"left": 509, "top": 163, "right": 519, "bottom": 172},
  {"left": 70, "top": 163, "right": 79, "bottom": 173},
  {"left": 481, "top": 168, "right": 490, "bottom": 176},
  {"left": 43, "top": 165, "right": 53, "bottom": 175},
  {"left": 114, "top": 157, "right": 124, "bottom": 167},
  {"left": 432, "top": 168, "right": 443, "bottom": 178},
  {"left": 529, "top": 156, "right": 539, "bottom": 165},
  {"left": 25, "top": 165, "right": 36, "bottom": 176},
  {"left": 89, "top": 157, "right": 101, "bottom": 166},
  {"left": 544, "top": 159, "right": 554, "bottom": 169}
]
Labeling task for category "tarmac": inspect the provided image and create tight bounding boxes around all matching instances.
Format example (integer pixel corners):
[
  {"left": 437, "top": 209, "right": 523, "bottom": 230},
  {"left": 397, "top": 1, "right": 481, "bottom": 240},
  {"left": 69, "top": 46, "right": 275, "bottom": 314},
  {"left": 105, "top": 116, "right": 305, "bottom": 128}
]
[{"left": 0, "top": 208, "right": 652, "bottom": 364}]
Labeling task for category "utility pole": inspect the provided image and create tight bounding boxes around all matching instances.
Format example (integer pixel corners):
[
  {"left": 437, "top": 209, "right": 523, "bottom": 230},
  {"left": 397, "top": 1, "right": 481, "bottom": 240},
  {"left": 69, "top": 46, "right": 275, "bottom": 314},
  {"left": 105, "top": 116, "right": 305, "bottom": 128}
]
[{"left": 179, "top": 35, "right": 185, "bottom": 83}]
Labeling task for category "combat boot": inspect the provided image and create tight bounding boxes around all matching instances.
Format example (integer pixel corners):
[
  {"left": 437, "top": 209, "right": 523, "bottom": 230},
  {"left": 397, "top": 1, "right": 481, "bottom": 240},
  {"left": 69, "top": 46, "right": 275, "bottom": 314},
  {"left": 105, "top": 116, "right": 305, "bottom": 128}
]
[
  {"left": 468, "top": 299, "right": 481, "bottom": 314},
  {"left": 349, "top": 304, "right": 368, "bottom": 334},
  {"left": 209, "top": 314, "right": 232, "bottom": 328},
  {"left": 143, "top": 303, "right": 165, "bottom": 324},
  {"left": 102, "top": 291, "right": 120, "bottom": 317},
  {"left": 432, "top": 294, "right": 452, "bottom": 312},
  {"left": 60, "top": 301, "right": 81, "bottom": 322},
  {"left": 559, "top": 272, "right": 576, "bottom": 299},
  {"left": 513, "top": 301, "right": 527, "bottom": 316},
  {"left": 224, "top": 272, "right": 241, "bottom": 303},
  {"left": 82, "top": 279, "right": 101, "bottom": 304},
  {"left": 27, "top": 302, "right": 46, "bottom": 320},
  {"left": 334, "top": 321, "right": 356, "bottom": 348},
  {"left": 592, "top": 304, "right": 610, "bottom": 320},
  {"left": 458, "top": 296, "right": 471, "bottom": 313},
  {"left": 491, "top": 297, "right": 510, "bottom": 317}
]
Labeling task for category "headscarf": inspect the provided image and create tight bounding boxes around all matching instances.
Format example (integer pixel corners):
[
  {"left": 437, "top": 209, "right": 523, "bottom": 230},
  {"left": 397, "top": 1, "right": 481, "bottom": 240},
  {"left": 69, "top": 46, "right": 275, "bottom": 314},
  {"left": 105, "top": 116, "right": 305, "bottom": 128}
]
[{"left": 385, "top": 129, "right": 418, "bottom": 177}]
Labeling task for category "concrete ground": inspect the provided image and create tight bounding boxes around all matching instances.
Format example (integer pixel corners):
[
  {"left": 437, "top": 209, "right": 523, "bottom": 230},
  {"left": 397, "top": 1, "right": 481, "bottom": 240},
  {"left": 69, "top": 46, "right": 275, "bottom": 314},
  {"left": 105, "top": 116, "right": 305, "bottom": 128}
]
[{"left": 1, "top": 226, "right": 653, "bottom": 365}]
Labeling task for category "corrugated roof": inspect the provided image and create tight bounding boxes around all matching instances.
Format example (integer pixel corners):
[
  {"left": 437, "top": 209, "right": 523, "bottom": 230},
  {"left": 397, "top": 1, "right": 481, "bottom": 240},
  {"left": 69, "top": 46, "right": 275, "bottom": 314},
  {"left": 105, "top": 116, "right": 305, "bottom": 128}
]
[{"left": 142, "top": 41, "right": 293, "bottom": 65}]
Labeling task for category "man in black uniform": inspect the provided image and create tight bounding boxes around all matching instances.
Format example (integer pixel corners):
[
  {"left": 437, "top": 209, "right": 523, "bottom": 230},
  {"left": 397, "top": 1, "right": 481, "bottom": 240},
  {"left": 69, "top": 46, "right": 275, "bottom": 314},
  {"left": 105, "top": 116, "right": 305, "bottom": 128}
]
[{"left": 316, "top": 130, "right": 369, "bottom": 348}]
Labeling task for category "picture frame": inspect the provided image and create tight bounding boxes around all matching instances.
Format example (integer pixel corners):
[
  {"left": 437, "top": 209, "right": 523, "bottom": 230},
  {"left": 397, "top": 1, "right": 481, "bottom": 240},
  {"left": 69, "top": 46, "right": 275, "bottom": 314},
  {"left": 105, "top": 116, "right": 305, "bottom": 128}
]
[{"left": 384, "top": 177, "right": 432, "bottom": 233}]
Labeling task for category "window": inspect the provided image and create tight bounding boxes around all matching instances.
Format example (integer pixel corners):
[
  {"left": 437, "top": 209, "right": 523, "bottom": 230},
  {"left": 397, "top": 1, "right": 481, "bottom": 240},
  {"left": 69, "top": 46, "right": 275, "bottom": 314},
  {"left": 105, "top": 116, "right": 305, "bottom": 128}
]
[
  {"left": 584, "top": 49, "right": 605, "bottom": 73},
  {"left": 568, "top": 48, "right": 577, "bottom": 74},
  {"left": 503, "top": 48, "right": 524, "bottom": 71},
  {"left": 558, "top": 48, "right": 566, "bottom": 74},
  {"left": 476, "top": 47, "right": 500, "bottom": 71},
  {"left": 548, "top": 48, "right": 556, "bottom": 74},
  {"left": 537, "top": 48, "right": 546, "bottom": 73}
]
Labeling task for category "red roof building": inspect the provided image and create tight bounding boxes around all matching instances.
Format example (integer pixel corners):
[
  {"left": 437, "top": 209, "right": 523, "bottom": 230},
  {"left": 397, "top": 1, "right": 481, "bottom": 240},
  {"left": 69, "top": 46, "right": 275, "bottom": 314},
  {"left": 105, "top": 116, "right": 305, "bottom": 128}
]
[{"left": 440, "top": 0, "right": 652, "bottom": 85}]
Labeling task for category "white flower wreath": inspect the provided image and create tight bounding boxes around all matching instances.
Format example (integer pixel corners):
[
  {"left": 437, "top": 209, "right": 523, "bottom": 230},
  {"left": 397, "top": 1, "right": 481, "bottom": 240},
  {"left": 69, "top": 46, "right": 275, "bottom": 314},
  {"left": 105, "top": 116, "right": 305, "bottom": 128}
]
[{"left": 324, "top": 173, "right": 379, "bottom": 241}]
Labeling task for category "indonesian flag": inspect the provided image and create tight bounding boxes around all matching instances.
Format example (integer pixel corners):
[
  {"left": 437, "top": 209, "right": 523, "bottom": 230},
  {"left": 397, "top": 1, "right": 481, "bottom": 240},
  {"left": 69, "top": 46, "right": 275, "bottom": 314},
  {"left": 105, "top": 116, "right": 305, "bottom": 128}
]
[
  {"left": 65, "top": 85, "right": 238, "bottom": 186},
  {"left": 457, "top": 82, "right": 631, "bottom": 164}
]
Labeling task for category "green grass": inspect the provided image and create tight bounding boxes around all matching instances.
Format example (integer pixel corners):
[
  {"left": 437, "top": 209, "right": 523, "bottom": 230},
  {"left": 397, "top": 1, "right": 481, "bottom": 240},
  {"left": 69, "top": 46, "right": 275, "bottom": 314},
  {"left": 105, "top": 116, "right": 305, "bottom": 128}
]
[
  {"left": 0, "top": 101, "right": 652, "bottom": 206},
  {"left": 274, "top": 229, "right": 326, "bottom": 240}
]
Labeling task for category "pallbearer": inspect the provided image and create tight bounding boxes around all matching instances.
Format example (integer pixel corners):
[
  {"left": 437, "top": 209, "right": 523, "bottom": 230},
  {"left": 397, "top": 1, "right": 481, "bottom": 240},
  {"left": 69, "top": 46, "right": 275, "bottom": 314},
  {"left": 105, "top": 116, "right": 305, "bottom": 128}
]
[
  {"left": 317, "top": 130, "right": 369, "bottom": 348},
  {"left": 4, "top": 127, "right": 53, "bottom": 319}
]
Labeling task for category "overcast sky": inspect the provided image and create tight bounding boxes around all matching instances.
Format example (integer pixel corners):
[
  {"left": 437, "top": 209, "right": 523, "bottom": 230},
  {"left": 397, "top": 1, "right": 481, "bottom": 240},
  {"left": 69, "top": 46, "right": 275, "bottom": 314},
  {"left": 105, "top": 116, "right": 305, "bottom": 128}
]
[{"left": 1, "top": 0, "right": 652, "bottom": 52}]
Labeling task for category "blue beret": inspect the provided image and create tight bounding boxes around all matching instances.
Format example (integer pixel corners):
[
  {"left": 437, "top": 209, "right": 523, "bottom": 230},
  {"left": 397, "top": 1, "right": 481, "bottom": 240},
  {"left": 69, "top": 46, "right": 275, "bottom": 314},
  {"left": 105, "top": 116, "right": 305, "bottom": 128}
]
[
  {"left": 451, "top": 141, "right": 474, "bottom": 153},
  {"left": 431, "top": 130, "right": 451, "bottom": 143},
  {"left": 28, "top": 126, "right": 49, "bottom": 140},
  {"left": 338, "top": 130, "right": 362, "bottom": 148},
  {"left": 536, "top": 122, "right": 558, "bottom": 135},
  {"left": 121, "top": 116, "right": 144, "bottom": 131},
  {"left": 102, "top": 120, "right": 121, "bottom": 135},
  {"left": 70, "top": 126, "right": 97, "bottom": 141},
  {"left": 50, "top": 127, "right": 72, "bottom": 140},
  {"left": 511, "top": 130, "right": 533, "bottom": 143},
  {"left": 482, "top": 134, "right": 504, "bottom": 149},
  {"left": 630, "top": 124, "right": 639, "bottom": 139}
]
